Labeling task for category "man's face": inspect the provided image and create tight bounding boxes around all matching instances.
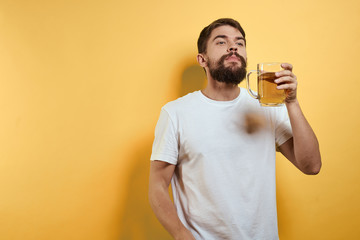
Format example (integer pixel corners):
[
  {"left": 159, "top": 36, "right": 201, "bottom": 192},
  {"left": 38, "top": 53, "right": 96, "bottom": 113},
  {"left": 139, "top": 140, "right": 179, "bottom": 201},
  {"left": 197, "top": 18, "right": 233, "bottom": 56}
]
[{"left": 201, "top": 25, "right": 247, "bottom": 84}]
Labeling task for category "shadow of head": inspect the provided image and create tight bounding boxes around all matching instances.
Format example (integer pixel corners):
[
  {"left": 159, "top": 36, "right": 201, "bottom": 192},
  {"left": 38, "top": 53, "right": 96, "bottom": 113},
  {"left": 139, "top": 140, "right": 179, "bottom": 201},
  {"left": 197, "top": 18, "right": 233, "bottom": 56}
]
[{"left": 179, "top": 64, "right": 206, "bottom": 97}]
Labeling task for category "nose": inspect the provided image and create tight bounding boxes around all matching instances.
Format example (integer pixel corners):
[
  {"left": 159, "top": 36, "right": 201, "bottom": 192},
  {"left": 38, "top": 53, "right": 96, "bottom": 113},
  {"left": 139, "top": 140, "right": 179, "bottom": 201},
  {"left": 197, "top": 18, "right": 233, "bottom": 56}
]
[{"left": 228, "top": 45, "right": 238, "bottom": 53}]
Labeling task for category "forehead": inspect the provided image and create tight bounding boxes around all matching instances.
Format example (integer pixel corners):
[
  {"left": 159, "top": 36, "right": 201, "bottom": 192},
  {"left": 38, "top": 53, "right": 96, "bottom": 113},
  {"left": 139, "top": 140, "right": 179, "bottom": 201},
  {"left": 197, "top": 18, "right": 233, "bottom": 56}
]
[{"left": 209, "top": 25, "right": 244, "bottom": 40}]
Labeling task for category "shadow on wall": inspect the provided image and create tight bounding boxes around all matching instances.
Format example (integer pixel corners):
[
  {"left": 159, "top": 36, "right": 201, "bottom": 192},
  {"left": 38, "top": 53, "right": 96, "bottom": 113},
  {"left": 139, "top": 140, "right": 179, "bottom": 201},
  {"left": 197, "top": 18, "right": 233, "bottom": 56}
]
[
  {"left": 118, "top": 135, "right": 172, "bottom": 240},
  {"left": 118, "top": 63, "right": 206, "bottom": 240},
  {"left": 276, "top": 163, "right": 294, "bottom": 239},
  {"left": 178, "top": 65, "right": 206, "bottom": 97}
]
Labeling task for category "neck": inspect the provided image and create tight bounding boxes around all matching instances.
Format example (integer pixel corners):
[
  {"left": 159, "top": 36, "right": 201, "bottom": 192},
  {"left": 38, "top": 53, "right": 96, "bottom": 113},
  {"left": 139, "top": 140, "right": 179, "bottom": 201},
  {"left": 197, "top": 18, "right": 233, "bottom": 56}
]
[{"left": 202, "top": 77, "right": 240, "bottom": 101}]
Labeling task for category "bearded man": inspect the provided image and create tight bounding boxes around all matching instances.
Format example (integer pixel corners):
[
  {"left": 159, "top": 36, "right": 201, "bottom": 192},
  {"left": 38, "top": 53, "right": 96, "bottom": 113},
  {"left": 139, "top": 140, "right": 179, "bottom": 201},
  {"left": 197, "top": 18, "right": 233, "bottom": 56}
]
[{"left": 148, "top": 18, "right": 321, "bottom": 240}]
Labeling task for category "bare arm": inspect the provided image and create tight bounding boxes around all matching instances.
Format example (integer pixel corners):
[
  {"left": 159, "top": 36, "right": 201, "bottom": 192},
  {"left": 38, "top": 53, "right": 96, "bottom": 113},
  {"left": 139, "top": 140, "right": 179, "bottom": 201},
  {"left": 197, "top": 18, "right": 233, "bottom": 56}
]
[
  {"left": 149, "top": 160, "right": 195, "bottom": 240},
  {"left": 278, "top": 100, "right": 322, "bottom": 174},
  {"left": 276, "top": 63, "right": 322, "bottom": 175}
]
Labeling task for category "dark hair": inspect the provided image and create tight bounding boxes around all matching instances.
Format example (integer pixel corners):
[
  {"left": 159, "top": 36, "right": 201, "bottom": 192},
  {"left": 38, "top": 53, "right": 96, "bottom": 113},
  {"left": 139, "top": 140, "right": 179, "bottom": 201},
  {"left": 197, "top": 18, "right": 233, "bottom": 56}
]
[{"left": 197, "top": 18, "right": 246, "bottom": 54}]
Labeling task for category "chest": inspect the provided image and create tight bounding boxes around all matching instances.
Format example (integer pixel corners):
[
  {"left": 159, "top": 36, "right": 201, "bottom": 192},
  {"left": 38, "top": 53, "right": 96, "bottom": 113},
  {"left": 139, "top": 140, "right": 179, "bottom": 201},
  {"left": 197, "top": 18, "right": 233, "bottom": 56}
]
[{"left": 176, "top": 107, "right": 275, "bottom": 163}]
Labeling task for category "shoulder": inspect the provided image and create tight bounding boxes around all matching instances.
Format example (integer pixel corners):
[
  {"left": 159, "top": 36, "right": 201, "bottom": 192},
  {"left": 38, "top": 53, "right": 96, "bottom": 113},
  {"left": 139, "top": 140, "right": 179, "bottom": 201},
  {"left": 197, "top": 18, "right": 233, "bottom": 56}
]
[{"left": 162, "top": 91, "right": 201, "bottom": 113}]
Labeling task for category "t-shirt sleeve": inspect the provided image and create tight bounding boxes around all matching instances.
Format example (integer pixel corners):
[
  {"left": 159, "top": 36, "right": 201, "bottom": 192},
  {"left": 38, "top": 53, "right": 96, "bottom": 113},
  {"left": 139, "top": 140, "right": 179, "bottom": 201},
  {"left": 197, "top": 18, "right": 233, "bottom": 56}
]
[
  {"left": 274, "top": 105, "right": 293, "bottom": 148},
  {"left": 150, "top": 108, "right": 179, "bottom": 165}
]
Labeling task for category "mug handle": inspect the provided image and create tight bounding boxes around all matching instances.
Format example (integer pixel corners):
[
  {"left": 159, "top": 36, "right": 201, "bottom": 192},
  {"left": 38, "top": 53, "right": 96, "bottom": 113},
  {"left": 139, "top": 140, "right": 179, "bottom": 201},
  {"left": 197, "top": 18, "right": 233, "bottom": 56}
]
[{"left": 246, "top": 70, "right": 259, "bottom": 99}]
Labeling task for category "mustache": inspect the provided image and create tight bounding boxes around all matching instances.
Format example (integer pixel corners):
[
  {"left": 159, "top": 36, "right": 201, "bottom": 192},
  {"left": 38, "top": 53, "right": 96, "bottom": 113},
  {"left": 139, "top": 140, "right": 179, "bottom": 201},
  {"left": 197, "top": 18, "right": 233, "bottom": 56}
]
[{"left": 219, "top": 52, "right": 246, "bottom": 64}]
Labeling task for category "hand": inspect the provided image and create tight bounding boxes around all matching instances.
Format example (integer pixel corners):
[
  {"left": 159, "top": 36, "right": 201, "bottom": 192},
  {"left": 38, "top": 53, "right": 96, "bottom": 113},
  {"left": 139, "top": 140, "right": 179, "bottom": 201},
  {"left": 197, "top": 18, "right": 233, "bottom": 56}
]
[{"left": 275, "top": 63, "right": 298, "bottom": 103}]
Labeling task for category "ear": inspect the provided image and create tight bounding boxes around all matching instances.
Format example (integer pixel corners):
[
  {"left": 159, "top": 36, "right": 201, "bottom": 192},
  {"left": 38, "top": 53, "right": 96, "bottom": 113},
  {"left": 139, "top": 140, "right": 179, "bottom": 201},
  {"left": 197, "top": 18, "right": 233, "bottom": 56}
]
[{"left": 197, "top": 53, "right": 207, "bottom": 68}]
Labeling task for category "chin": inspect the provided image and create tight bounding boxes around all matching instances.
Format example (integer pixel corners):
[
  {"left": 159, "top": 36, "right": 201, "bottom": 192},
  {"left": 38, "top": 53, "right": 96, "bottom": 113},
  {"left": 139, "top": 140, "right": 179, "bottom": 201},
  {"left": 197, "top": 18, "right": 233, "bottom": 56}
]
[
  {"left": 226, "top": 60, "right": 241, "bottom": 65},
  {"left": 227, "top": 63, "right": 241, "bottom": 70}
]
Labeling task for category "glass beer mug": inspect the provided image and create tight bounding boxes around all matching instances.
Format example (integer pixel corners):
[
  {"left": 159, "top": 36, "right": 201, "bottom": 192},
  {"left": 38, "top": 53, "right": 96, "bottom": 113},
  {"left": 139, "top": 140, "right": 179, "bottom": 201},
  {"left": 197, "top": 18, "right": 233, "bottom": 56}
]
[{"left": 246, "top": 62, "right": 286, "bottom": 106}]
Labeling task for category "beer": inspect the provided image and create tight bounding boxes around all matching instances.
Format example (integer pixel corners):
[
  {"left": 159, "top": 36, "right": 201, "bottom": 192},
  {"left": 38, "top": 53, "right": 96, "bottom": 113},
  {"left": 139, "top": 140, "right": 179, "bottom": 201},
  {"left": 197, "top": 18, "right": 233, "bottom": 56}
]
[
  {"left": 258, "top": 72, "right": 286, "bottom": 106},
  {"left": 246, "top": 62, "right": 286, "bottom": 106}
]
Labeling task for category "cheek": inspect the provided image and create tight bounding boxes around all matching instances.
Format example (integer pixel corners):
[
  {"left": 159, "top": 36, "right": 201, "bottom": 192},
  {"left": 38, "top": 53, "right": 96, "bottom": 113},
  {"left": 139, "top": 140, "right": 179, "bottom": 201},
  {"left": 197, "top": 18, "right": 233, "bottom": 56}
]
[
  {"left": 206, "top": 57, "right": 216, "bottom": 68},
  {"left": 205, "top": 54, "right": 219, "bottom": 65},
  {"left": 241, "top": 50, "right": 247, "bottom": 59},
  {"left": 208, "top": 47, "right": 225, "bottom": 57}
]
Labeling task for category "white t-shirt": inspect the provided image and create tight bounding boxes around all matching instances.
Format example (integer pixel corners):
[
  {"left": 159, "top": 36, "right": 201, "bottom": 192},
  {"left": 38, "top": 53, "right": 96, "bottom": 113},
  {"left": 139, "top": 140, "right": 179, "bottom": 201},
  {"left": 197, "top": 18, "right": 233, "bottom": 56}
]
[{"left": 151, "top": 88, "right": 292, "bottom": 240}]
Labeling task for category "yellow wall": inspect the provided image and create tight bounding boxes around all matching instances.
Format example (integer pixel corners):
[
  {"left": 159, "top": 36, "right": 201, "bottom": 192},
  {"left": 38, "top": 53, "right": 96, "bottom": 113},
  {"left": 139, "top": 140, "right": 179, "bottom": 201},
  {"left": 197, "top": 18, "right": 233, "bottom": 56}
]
[{"left": 0, "top": 0, "right": 359, "bottom": 239}]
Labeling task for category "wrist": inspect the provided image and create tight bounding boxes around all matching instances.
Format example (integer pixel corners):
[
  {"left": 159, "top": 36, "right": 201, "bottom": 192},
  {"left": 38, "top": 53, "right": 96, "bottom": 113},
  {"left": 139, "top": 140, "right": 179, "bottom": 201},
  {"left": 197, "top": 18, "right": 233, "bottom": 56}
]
[{"left": 285, "top": 98, "right": 299, "bottom": 108}]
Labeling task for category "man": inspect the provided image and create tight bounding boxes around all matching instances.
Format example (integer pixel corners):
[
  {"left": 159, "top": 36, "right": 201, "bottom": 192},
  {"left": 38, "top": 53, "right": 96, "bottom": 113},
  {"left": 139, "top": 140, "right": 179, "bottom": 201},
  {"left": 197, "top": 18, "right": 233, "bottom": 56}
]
[{"left": 148, "top": 18, "right": 321, "bottom": 240}]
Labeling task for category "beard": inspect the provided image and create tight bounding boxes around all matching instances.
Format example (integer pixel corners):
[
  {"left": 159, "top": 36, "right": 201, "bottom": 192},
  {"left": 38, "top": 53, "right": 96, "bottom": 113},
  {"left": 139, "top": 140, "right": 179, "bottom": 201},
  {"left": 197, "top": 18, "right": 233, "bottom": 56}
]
[{"left": 208, "top": 52, "right": 247, "bottom": 85}]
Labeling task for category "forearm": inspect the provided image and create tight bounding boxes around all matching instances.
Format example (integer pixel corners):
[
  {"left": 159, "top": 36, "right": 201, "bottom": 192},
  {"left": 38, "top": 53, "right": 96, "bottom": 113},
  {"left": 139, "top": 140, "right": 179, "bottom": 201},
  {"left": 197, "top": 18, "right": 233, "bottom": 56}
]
[
  {"left": 149, "top": 186, "right": 194, "bottom": 240},
  {"left": 286, "top": 100, "right": 322, "bottom": 174}
]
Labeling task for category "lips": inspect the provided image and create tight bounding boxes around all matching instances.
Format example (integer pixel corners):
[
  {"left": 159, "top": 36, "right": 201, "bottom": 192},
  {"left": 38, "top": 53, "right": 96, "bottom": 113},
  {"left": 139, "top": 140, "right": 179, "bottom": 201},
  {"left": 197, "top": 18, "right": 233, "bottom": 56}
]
[
  {"left": 226, "top": 55, "right": 240, "bottom": 61},
  {"left": 225, "top": 55, "right": 241, "bottom": 62}
]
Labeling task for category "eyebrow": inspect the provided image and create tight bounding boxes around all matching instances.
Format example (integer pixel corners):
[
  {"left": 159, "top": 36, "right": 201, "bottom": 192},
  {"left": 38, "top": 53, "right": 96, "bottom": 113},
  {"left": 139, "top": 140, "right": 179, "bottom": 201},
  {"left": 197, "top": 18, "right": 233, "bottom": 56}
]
[{"left": 213, "top": 35, "right": 245, "bottom": 42}]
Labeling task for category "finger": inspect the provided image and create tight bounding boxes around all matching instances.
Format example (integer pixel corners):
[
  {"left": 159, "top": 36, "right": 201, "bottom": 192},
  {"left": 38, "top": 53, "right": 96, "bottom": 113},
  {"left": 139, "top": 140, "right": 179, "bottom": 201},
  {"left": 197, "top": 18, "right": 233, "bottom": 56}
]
[
  {"left": 281, "top": 63, "right": 293, "bottom": 71},
  {"left": 276, "top": 82, "right": 297, "bottom": 90},
  {"left": 275, "top": 70, "right": 295, "bottom": 77},
  {"left": 275, "top": 76, "right": 296, "bottom": 84}
]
